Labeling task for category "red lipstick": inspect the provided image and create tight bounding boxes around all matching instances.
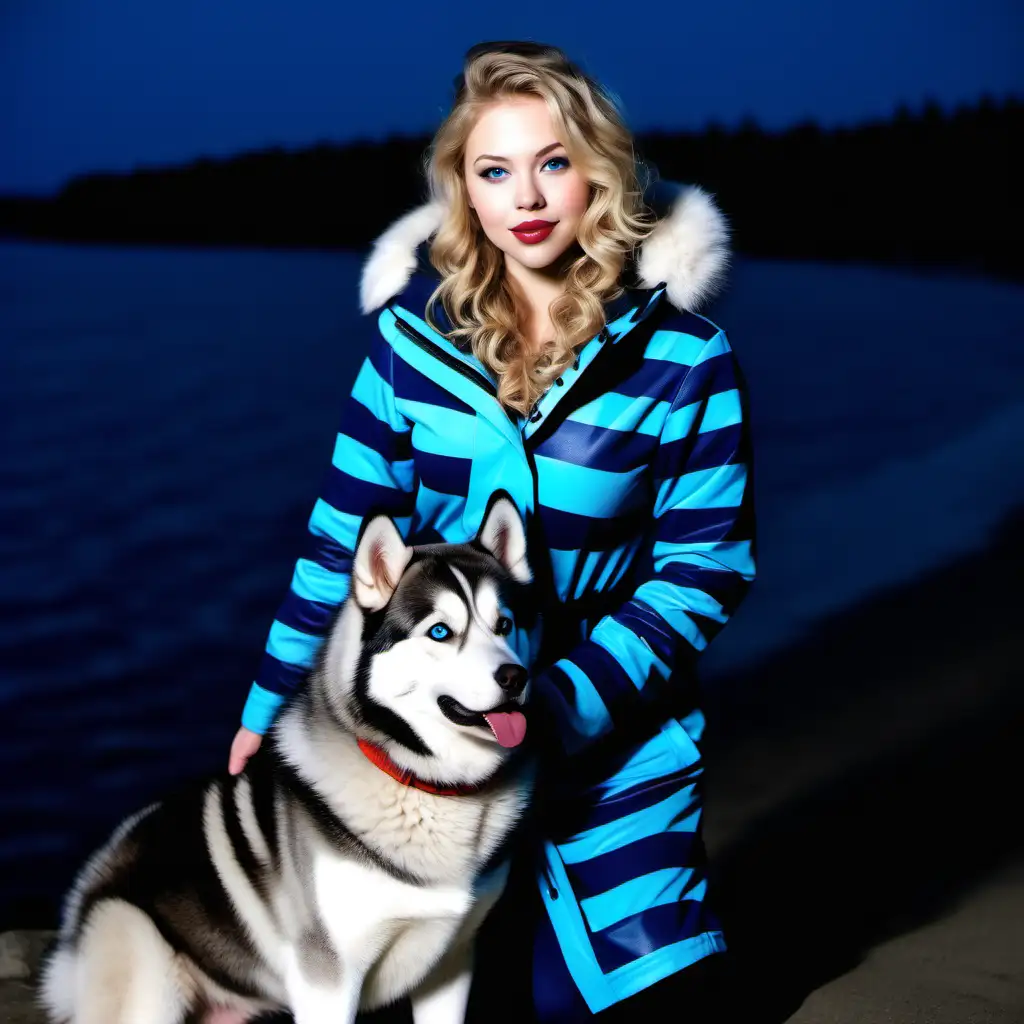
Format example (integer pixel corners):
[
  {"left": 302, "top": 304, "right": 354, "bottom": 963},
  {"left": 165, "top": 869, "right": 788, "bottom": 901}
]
[{"left": 511, "top": 219, "right": 556, "bottom": 244}]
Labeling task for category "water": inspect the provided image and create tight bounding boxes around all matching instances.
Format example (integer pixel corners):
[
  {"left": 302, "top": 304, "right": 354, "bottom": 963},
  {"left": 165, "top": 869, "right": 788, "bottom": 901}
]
[{"left": 2, "top": 241, "right": 1023, "bottom": 924}]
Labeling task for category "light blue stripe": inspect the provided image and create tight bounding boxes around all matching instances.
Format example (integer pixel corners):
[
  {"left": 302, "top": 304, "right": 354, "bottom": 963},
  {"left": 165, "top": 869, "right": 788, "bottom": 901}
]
[
  {"left": 351, "top": 357, "right": 404, "bottom": 430},
  {"left": 602, "top": 929, "right": 725, "bottom": 1000},
  {"left": 331, "top": 433, "right": 409, "bottom": 486},
  {"left": 656, "top": 463, "right": 747, "bottom": 512},
  {"left": 265, "top": 620, "right": 323, "bottom": 669},
  {"left": 574, "top": 550, "right": 605, "bottom": 599},
  {"left": 308, "top": 498, "right": 412, "bottom": 551},
  {"left": 559, "top": 788, "right": 701, "bottom": 863},
  {"left": 594, "top": 723, "right": 691, "bottom": 800},
  {"left": 699, "top": 389, "right": 742, "bottom": 433},
  {"left": 308, "top": 498, "right": 362, "bottom": 547},
  {"left": 661, "top": 399, "right": 702, "bottom": 445},
  {"left": 644, "top": 329, "right": 707, "bottom": 367},
  {"left": 291, "top": 558, "right": 351, "bottom": 606},
  {"left": 414, "top": 482, "right": 467, "bottom": 542},
  {"left": 536, "top": 456, "right": 646, "bottom": 518},
  {"left": 240, "top": 683, "right": 286, "bottom": 735},
  {"left": 589, "top": 616, "right": 670, "bottom": 686},
  {"left": 581, "top": 868, "right": 703, "bottom": 933},
  {"left": 548, "top": 547, "right": 581, "bottom": 599},
  {"left": 634, "top": 581, "right": 725, "bottom": 649},
  {"left": 402, "top": 400, "right": 476, "bottom": 456},
  {"left": 693, "top": 330, "right": 728, "bottom": 365},
  {"left": 550, "top": 658, "right": 613, "bottom": 746},
  {"left": 568, "top": 393, "right": 669, "bottom": 435},
  {"left": 652, "top": 539, "right": 755, "bottom": 578}
]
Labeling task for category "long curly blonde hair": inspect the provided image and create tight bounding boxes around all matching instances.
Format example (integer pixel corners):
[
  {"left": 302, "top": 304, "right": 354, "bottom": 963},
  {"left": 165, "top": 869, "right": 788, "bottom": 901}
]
[{"left": 424, "top": 42, "right": 654, "bottom": 415}]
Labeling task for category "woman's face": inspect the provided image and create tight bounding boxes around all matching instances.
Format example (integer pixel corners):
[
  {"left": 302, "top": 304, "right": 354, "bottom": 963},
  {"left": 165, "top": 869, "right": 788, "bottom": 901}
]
[{"left": 463, "top": 95, "right": 590, "bottom": 275}]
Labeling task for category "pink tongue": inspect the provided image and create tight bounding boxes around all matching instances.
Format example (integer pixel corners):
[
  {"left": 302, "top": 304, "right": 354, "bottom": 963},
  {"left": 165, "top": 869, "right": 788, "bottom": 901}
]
[{"left": 482, "top": 710, "right": 527, "bottom": 748}]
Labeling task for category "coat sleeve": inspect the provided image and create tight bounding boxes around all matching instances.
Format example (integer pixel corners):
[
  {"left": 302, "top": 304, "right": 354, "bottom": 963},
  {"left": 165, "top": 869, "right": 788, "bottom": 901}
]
[
  {"left": 531, "top": 329, "right": 756, "bottom": 757},
  {"left": 240, "top": 329, "right": 416, "bottom": 734}
]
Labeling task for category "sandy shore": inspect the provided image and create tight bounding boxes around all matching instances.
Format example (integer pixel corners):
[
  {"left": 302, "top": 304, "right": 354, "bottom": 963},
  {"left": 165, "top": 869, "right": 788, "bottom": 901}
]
[{"left": 5, "top": 512, "right": 1023, "bottom": 1022}]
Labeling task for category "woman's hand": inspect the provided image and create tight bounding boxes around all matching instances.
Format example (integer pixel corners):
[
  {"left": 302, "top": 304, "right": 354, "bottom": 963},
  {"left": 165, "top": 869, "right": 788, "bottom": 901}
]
[{"left": 229, "top": 726, "right": 263, "bottom": 775}]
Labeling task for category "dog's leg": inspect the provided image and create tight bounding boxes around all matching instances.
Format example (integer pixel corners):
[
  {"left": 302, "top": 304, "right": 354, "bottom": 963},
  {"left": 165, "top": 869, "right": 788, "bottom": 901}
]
[
  {"left": 59, "top": 900, "right": 192, "bottom": 1024},
  {"left": 284, "top": 934, "right": 363, "bottom": 1024},
  {"left": 409, "top": 942, "right": 473, "bottom": 1024}
]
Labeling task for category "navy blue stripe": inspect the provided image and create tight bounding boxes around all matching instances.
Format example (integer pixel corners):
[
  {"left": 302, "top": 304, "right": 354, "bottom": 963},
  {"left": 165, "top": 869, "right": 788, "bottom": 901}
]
[
  {"left": 300, "top": 532, "right": 354, "bottom": 574},
  {"left": 673, "top": 351, "right": 738, "bottom": 408},
  {"left": 412, "top": 448, "right": 472, "bottom": 496},
  {"left": 553, "top": 768, "right": 702, "bottom": 838},
  {"left": 614, "top": 600, "right": 680, "bottom": 665},
  {"left": 409, "top": 524, "right": 446, "bottom": 545},
  {"left": 340, "top": 396, "right": 413, "bottom": 463},
  {"left": 654, "top": 562, "right": 750, "bottom": 616},
  {"left": 562, "top": 642, "right": 644, "bottom": 721},
  {"left": 565, "top": 830, "right": 702, "bottom": 900},
  {"left": 533, "top": 419, "right": 657, "bottom": 475},
  {"left": 655, "top": 506, "right": 745, "bottom": 543},
  {"left": 320, "top": 467, "right": 416, "bottom": 520},
  {"left": 365, "top": 333, "right": 392, "bottom": 382},
  {"left": 658, "top": 423, "right": 742, "bottom": 477},
  {"left": 687, "top": 423, "right": 742, "bottom": 472},
  {"left": 256, "top": 651, "right": 310, "bottom": 697},
  {"left": 274, "top": 592, "right": 336, "bottom": 637},
  {"left": 591, "top": 899, "right": 716, "bottom": 973},
  {"left": 539, "top": 504, "right": 650, "bottom": 550},
  {"left": 394, "top": 355, "right": 476, "bottom": 415},
  {"left": 605, "top": 358, "right": 684, "bottom": 401}
]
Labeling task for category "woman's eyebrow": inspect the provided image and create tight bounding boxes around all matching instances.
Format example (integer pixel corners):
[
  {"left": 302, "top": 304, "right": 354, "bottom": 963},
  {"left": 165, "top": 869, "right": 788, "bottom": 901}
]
[{"left": 473, "top": 142, "right": 564, "bottom": 165}]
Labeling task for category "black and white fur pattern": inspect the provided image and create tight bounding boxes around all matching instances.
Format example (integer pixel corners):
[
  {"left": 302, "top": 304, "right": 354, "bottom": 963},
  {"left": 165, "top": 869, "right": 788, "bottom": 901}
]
[{"left": 40, "top": 497, "right": 536, "bottom": 1024}]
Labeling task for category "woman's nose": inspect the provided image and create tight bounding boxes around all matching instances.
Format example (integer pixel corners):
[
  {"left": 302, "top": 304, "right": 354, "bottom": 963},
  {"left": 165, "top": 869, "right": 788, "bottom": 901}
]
[{"left": 516, "top": 176, "right": 544, "bottom": 210}]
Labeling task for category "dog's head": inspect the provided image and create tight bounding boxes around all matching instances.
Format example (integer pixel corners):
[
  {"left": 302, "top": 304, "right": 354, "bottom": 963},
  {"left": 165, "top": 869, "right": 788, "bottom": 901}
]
[{"left": 320, "top": 495, "right": 535, "bottom": 787}]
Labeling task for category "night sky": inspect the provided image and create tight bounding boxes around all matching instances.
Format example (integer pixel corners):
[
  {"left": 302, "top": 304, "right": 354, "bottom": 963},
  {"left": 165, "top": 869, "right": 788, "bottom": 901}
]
[{"left": 2, "top": 0, "right": 1022, "bottom": 195}]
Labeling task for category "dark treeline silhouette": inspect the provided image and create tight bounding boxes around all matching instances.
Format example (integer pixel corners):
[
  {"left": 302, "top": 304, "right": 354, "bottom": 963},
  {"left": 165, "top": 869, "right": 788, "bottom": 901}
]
[{"left": 1, "top": 95, "right": 1019, "bottom": 279}]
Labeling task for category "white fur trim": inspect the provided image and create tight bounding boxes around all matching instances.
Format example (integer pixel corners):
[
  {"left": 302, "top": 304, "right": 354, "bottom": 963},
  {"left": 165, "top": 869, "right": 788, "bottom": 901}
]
[
  {"left": 358, "top": 183, "right": 730, "bottom": 314},
  {"left": 359, "top": 200, "right": 445, "bottom": 314},
  {"left": 635, "top": 185, "right": 730, "bottom": 311}
]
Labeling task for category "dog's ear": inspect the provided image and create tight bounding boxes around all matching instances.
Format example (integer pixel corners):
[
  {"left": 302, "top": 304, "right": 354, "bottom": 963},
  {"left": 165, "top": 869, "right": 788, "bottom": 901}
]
[
  {"left": 477, "top": 496, "right": 531, "bottom": 584},
  {"left": 352, "top": 515, "right": 413, "bottom": 611}
]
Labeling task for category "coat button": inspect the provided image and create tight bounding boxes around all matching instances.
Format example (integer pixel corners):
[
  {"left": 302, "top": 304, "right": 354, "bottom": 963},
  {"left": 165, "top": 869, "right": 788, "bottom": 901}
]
[
  {"left": 555, "top": 377, "right": 564, "bottom": 386},
  {"left": 529, "top": 408, "right": 542, "bottom": 422}
]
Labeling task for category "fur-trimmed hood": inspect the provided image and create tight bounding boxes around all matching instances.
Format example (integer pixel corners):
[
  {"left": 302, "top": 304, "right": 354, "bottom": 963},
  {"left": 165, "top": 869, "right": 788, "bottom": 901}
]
[{"left": 359, "top": 180, "right": 730, "bottom": 317}]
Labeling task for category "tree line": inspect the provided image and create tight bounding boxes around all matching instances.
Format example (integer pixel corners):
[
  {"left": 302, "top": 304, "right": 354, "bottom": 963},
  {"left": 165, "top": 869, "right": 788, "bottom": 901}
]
[{"left": 0, "top": 95, "right": 1019, "bottom": 280}]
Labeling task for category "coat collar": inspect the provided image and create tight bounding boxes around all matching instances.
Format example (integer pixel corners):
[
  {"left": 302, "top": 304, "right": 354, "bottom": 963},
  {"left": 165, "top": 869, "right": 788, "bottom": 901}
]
[{"left": 358, "top": 179, "right": 731, "bottom": 318}]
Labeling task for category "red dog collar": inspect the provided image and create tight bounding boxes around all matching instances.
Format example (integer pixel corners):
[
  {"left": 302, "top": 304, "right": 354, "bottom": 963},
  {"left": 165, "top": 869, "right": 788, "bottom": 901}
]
[{"left": 357, "top": 739, "right": 487, "bottom": 797}]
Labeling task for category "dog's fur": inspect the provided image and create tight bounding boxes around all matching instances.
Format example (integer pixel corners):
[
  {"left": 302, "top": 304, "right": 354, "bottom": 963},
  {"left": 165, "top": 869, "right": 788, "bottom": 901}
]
[{"left": 40, "top": 497, "right": 535, "bottom": 1024}]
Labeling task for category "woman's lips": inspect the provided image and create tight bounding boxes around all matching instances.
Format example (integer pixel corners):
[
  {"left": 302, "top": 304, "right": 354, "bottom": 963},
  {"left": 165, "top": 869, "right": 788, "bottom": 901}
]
[{"left": 510, "top": 221, "right": 556, "bottom": 245}]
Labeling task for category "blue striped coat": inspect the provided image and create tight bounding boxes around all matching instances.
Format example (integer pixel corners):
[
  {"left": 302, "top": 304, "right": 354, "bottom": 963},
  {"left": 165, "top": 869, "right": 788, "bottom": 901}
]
[{"left": 241, "top": 184, "right": 756, "bottom": 1011}]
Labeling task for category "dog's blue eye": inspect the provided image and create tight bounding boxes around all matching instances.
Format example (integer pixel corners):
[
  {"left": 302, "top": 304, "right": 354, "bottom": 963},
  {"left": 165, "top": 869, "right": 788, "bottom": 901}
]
[
  {"left": 429, "top": 623, "right": 452, "bottom": 641},
  {"left": 495, "top": 616, "right": 514, "bottom": 636}
]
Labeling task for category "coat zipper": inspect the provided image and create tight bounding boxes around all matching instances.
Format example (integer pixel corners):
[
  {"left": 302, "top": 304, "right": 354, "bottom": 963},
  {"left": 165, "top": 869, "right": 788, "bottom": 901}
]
[{"left": 390, "top": 315, "right": 498, "bottom": 398}]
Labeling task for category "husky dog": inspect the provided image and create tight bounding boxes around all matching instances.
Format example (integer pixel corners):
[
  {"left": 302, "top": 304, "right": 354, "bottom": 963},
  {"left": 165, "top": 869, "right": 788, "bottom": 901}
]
[{"left": 40, "top": 497, "right": 535, "bottom": 1024}]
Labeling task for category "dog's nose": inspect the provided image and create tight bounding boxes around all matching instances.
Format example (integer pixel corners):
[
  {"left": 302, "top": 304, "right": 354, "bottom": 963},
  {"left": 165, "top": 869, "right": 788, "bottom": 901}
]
[{"left": 494, "top": 663, "right": 527, "bottom": 697}]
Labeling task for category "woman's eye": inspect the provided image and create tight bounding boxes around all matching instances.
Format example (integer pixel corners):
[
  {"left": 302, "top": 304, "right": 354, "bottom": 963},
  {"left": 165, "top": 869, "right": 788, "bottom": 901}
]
[
  {"left": 543, "top": 156, "right": 569, "bottom": 172},
  {"left": 428, "top": 623, "right": 453, "bottom": 641},
  {"left": 481, "top": 166, "right": 508, "bottom": 180},
  {"left": 495, "top": 616, "right": 514, "bottom": 636}
]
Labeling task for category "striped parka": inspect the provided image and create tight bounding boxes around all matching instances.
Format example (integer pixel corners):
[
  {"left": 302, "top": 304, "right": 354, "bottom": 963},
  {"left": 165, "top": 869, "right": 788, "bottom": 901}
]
[{"left": 241, "top": 182, "right": 756, "bottom": 1011}]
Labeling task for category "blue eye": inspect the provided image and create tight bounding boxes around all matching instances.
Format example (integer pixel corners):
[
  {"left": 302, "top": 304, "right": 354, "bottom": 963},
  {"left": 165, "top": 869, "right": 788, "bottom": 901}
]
[
  {"left": 481, "top": 166, "right": 508, "bottom": 180},
  {"left": 428, "top": 622, "right": 452, "bottom": 641},
  {"left": 543, "top": 156, "right": 569, "bottom": 171},
  {"left": 495, "top": 616, "right": 514, "bottom": 636}
]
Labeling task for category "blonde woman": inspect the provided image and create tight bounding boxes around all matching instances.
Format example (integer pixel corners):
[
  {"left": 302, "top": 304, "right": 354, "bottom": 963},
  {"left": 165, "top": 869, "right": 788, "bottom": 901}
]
[{"left": 231, "top": 41, "right": 755, "bottom": 1022}]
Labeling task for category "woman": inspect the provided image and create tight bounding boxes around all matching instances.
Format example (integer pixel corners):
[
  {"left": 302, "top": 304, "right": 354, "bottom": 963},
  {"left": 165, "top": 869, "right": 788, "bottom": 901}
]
[{"left": 230, "top": 41, "right": 755, "bottom": 1022}]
